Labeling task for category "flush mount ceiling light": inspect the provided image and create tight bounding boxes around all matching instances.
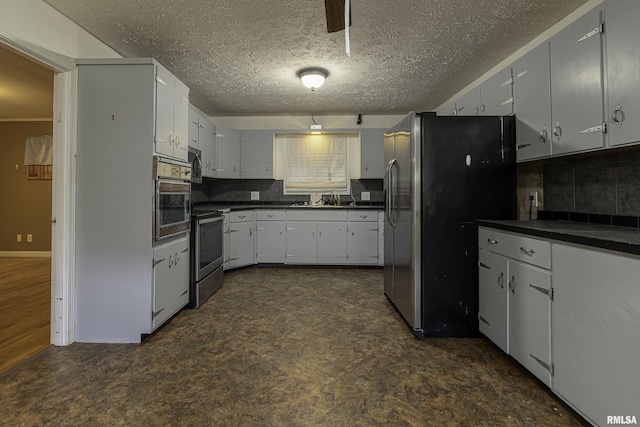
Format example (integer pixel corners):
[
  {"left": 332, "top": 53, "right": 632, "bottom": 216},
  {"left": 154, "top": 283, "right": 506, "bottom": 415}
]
[{"left": 298, "top": 68, "right": 328, "bottom": 91}]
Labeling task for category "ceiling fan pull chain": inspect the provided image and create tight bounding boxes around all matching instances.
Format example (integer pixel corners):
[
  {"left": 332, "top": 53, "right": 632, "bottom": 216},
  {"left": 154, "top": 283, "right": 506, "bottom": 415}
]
[{"left": 345, "top": 0, "right": 351, "bottom": 57}]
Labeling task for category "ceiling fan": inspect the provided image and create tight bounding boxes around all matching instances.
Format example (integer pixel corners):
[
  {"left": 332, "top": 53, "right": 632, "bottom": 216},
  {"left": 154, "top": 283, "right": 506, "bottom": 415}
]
[{"left": 325, "top": 0, "right": 352, "bottom": 33}]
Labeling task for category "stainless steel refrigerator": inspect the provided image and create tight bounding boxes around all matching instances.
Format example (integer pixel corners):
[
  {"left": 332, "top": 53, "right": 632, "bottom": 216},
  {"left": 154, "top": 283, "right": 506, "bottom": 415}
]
[{"left": 384, "top": 112, "right": 516, "bottom": 337}]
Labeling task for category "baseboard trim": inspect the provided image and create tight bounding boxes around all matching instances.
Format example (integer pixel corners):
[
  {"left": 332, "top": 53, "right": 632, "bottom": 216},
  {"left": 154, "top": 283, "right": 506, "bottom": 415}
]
[{"left": 0, "top": 251, "right": 52, "bottom": 258}]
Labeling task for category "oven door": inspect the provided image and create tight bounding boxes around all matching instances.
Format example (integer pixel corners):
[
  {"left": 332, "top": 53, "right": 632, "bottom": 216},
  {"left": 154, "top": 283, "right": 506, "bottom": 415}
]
[
  {"left": 195, "top": 215, "right": 224, "bottom": 281},
  {"left": 155, "top": 180, "right": 191, "bottom": 241}
]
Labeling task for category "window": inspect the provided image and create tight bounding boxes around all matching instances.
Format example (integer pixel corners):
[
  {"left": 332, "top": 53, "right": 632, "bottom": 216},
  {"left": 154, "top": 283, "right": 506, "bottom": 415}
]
[{"left": 275, "top": 133, "right": 359, "bottom": 195}]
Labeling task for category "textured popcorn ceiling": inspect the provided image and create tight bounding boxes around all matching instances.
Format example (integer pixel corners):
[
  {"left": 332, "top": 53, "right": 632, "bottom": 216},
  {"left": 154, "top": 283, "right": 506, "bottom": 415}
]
[{"left": 45, "top": 0, "right": 587, "bottom": 116}]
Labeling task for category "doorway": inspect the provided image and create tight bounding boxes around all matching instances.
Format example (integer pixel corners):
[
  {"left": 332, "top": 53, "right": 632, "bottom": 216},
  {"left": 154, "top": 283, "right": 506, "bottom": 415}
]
[{"left": 0, "top": 44, "right": 54, "bottom": 374}]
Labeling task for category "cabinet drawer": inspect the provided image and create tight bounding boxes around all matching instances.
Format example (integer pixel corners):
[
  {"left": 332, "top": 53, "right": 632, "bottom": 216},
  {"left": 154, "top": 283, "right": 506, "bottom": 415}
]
[
  {"left": 286, "top": 209, "right": 348, "bottom": 221},
  {"left": 230, "top": 210, "right": 255, "bottom": 223},
  {"left": 256, "top": 210, "right": 285, "bottom": 221},
  {"left": 479, "top": 227, "right": 550, "bottom": 269},
  {"left": 348, "top": 211, "right": 380, "bottom": 222}
]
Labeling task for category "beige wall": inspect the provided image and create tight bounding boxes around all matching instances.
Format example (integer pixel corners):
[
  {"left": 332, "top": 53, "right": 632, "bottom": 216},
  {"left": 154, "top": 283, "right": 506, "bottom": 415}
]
[{"left": 0, "top": 121, "right": 53, "bottom": 251}]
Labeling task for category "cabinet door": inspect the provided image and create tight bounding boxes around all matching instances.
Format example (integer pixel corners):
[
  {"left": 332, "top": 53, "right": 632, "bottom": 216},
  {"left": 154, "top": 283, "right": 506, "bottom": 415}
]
[
  {"left": 223, "top": 221, "right": 230, "bottom": 270},
  {"left": 513, "top": 43, "right": 552, "bottom": 161},
  {"left": 317, "top": 222, "right": 348, "bottom": 264},
  {"left": 478, "top": 250, "right": 508, "bottom": 353},
  {"left": 155, "top": 65, "right": 175, "bottom": 158},
  {"left": 550, "top": 8, "right": 604, "bottom": 155},
  {"left": 216, "top": 126, "right": 241, "bottom": 179},
  {"left": 348, "top": 222, "right": 379, "bottom": 265},
  {"left": 285, "top": 221, "right": 316, "bottom": 264},
  {"left": 229, "top": 222, "right": 255, "bottom": 268},
  {"left": 153, "top": 243, "right": 176, "bottom": 329},
  {"left": 481, "top": 67, "right": 513, "bottom": 116},
  {"left": 200, "top": 120, "right": 216, "bottom": 178},
  {"left": 173, "top": 79, "right": 189, "bottom": 161},
  {"left": 435, "top": 101, "right": 457, "bottom": 116},
  {"left": 173, "top": 237, "right": 190, "bottom": 307},
  {"left": 605, "top": 0, "right": 640, "bottom": 147},
  {"left": 455, "top": 87, "right": 482, "bottom": 116},
  {"left": 256, "top": 221, "right": 285, "bottom": 263},
  {"left": 360, "top": 129, "right": 385, "bottom": 179},
  {"left": 553, "top": 244, "right": 640, "bottom": 426},
  {"left": 240, "top": 130, "right": 274, "bottom": 179},
  {"left": 508, "top": 260, "right": 552, "bottom": 387},
  {"left": 188, "top": 109, "right": 200, "bottom": 149}
]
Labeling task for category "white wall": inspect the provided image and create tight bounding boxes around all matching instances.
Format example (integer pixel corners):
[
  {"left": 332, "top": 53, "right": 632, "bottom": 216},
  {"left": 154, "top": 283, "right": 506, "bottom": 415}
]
[
  {"left": 210, "top": 115, "right": 406, "bottom": 131},
  {"left": 0, "top": 0, "right": 120, "bottom": 64}
]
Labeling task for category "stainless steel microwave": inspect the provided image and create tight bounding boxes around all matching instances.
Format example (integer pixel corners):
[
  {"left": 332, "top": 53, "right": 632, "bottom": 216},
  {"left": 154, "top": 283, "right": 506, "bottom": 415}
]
[{"left": 153, "top": 157, "right": 191, "bottom": 242}]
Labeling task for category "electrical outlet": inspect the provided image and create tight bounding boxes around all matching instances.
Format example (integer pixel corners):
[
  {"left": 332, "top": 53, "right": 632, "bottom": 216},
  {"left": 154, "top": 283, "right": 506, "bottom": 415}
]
[
  {"left": 530, "top": 191, "right": 539, "bottom": 208},
  {"left": 17, "top": 234, "right": 22, "bottom": 242},
  {"left": 361, "top": 191, "right": 370, "bottom": 201},
  {"left": 27, "top": 234, "right": 33, "bottom": 242},
  {"left": 250, "top": 191, "right": 259, "bottom": 200}
]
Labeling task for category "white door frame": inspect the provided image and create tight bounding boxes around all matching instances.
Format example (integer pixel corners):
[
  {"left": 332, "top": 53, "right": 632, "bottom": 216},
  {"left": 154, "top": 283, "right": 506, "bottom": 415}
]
[{"left": 0, "top": 30, "right": 77, "bottom": 345}]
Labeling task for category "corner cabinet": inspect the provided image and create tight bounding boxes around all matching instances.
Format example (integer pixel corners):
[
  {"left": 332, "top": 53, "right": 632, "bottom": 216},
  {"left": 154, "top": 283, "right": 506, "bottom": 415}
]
[
  {"left": 549, "top": 7, "right": 605, "bottom": 155},
  {"left": 75, "top": 58, "right": 191, "bottom": 343},
  {"left": 240, "top": 130, "right": 274, "bottom": 179},
  {"left": 215, "top": 126, "right": 241, "bottom": 179},
  {"left": 228, "top": 210, "right": 256, "bottom": 268}
]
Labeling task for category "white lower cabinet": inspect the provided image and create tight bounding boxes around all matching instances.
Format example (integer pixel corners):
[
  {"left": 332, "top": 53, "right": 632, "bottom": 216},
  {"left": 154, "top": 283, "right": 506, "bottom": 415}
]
[
  {"left": 152, "top": 235, "right": 189, "bottom": 330},
  {"left": 478, "top": 227, "right": 553, "bottom": 387},
  {"left": 228, "top": 210, "right": 255, "bottom": 269},
  {"left": 222, "top": 214, "right": 230, "bottom": 270},
  {"left": 552, "top": 243, "right": 640, "bottom": 427},
  {"left": 508, "top": 260, "right": 552, "bottom": 387},
  {"left": 316, "top": 222, "right": 349, "bottom": 264},
  {"left": 478, "top": 250, "right": 508, "bottom": 353},
  {"left": 285, "top": 221, "right": 317, "bottom": 264},
  {"left": 348, "top": 211, "right": 380, "bottom": 265},
  {"left": 256, "top": 210, "right": 285, "bottom": 263}
]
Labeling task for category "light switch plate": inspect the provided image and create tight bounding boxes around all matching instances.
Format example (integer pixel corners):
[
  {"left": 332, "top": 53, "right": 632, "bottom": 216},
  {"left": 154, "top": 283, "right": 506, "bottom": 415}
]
[
  {"left": 251, "top": 191, "right": 259, "bottom": 200},
  {"left": 361, "top": 191, "right": 370, "bottom": 201}
]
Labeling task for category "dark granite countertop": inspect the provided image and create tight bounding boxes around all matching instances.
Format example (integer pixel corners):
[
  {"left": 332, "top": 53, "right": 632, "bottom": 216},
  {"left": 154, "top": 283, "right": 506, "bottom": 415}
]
[
  {"left": 193, "top": 204, "right": 383, "bottom": 213},
  {"left": 477, "top": 219, "right": 640, "bottom": 256}
]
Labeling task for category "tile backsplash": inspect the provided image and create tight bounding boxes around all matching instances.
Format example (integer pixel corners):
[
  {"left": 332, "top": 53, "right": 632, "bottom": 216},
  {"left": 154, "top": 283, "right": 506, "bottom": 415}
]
[
  {"left": 192, "top": 179, "right": 383, "bottom": 205},
  {"left": 543, "top": 145, "right": 640, "bottom": 216}
]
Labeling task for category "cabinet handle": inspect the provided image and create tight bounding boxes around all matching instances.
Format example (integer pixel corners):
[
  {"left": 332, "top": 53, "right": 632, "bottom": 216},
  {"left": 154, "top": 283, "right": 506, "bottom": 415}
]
[
  {"left": 360, "top": 215, "right": 368, "bottom": 219},
  {"left": 612, "top": 104, "right": 625, "bottom": 128},
  {"left": 280, "top": 228, "right": 283, "bottom": 235},
  {"left": 351, "top": 230, "right": 355, "bottom": 236},
  {"left": 168, "top": 255, "right": 173, "bottom": 268},
  {"left": 180, "top": 290, "right": 188, "bottom": 297},
  {"left": 539, "top": 127, "right": 548, "bottom": 143},
  {"left": 175, "top": 252, "right": 179, "bottom": 264},
  {"left": 487, "top": 239, "right": 498, "bottom": 245},
  {"left": 239, "top": 215, "right": 246, "bottom": 219},
  {"left": 249, "top": 228, "right": 252, "bottom": 237},
  {"left": 519, "top": 246, "right": 535, "bottom": 256},
  {"left": 312, "top": 230, "right": 315, "bottom": 236},
  {"left": 267, "top": 214, "right": 274, "bottom": 218},
  {"left": 553, "top": 122, "right": 562, "bottom": 141},
  {"left": 508, "top": 275, "right": 515, "bottom": 294},
  {"left": 229, "top": 229, "right": 239, "bottom": 233},
  {"left": 318, "top": 230, "right": 322, "bottom": 236}
]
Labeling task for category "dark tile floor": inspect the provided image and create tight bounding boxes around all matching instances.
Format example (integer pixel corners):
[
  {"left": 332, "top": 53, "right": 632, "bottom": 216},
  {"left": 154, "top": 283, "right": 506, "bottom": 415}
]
[{"left": 0, "top": 268, "right": 587, "bottom": 426}]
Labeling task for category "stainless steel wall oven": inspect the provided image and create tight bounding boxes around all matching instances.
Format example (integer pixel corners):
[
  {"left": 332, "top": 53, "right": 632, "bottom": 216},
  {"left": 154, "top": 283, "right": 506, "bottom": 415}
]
[{"left": 153, "top": 157, "right": 192, "bottom": 242}]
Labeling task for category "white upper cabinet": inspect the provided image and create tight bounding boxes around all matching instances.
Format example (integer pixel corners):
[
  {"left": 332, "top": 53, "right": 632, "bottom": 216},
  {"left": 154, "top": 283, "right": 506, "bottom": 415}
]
[
  {"left": 240, "top": 130, "right": 274, "bottom": 179},
  {"left": 360, "top": 129, "right": 385, "bottom": 179},
  {"left": 188, "top": 109, "right": 200, "bottom": 149},
  {"left": 200, "top": 120, "right": 217, "bottom": 178},
  {"left": 480, "top": 67, "right": 513, "bottom": 116},
  {"left": 513, "top": 43, "right": 553, "bottom": 161},
  {"left": 550, "top": 7, "right": 605, "bottom": 155},
  {"left": 216, "top": 126, "right": 241, "bottom": 179},
  {"left": 435, "top": 100, "right": 457, "bottom": 116},
  {"left": 454, "top": 87, "right": 482, "bottom": 116},
  {"left": 604, "top": 0, "right": 640, "bottom": 147},
  {"left": 154, "top": 64, "right": 189, "bottom": 161}
]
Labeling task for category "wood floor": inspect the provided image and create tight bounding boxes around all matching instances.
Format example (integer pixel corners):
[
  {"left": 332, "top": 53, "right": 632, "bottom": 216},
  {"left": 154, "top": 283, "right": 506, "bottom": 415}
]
[{"left": 0, "top": 257, "right": 51, "bottom": 374}]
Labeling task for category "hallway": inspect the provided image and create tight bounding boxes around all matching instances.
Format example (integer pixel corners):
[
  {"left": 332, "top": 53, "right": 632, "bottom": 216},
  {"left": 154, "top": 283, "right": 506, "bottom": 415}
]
[{"left": 0, "top": 267, "right": 586, "bottom": 426}]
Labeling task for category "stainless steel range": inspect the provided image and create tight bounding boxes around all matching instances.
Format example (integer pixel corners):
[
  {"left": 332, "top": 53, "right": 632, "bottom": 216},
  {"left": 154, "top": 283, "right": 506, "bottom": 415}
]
[{"left": 190, "top": 208, "right": 224, "bottom": 307}]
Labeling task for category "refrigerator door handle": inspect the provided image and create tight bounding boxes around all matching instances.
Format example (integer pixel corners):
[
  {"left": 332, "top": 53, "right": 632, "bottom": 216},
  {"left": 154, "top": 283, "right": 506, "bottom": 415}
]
[{"left": 385, "top": 159, "right": 398, "bottom": 228}]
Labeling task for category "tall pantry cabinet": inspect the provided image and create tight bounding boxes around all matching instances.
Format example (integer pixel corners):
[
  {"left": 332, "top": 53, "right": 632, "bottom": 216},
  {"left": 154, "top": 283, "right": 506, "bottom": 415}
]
[{"left": 75, "top": 58, "right": 190, "bottom": 343}]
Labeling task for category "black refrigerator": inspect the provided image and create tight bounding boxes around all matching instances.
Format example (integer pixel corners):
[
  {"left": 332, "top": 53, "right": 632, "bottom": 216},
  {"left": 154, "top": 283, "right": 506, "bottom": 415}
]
[{"left": 383, "top": 111, "right": 516, "bottom": 337}]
